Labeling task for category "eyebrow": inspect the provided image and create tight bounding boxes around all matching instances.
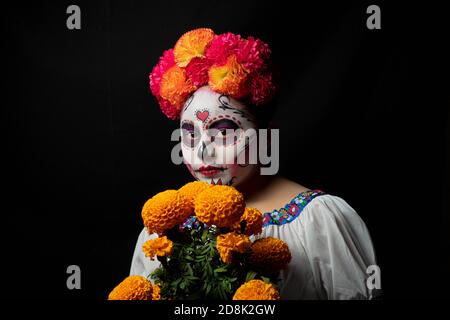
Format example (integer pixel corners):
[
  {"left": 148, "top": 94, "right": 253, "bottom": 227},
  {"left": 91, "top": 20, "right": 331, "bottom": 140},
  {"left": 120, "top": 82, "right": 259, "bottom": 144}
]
[{"left": 218, "top": 95, "right": 253, "bottom": 123}]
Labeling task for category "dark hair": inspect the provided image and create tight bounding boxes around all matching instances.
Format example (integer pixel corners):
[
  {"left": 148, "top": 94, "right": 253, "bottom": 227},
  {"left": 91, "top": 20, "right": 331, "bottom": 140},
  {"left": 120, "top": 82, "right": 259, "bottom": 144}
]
[{"left": 250, "top": 99, "right": 278, "bottom": 129}]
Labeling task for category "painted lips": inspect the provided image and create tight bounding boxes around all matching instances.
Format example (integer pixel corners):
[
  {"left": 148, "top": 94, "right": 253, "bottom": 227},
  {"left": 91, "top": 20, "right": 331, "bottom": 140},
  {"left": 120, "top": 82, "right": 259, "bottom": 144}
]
[{"left": 195, "top": 165, "right": 227, "bottom": 177}]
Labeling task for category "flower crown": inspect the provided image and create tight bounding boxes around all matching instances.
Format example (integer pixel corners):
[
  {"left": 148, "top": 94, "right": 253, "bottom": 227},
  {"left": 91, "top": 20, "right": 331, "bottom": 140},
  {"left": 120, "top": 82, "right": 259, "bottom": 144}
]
[{"left": 149, "top": 28, "right": 277, "bottom": 120}]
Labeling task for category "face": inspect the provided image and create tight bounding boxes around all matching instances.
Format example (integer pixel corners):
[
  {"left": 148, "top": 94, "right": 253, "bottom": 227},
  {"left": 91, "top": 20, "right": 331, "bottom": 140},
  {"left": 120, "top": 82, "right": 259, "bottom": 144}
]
[{"left": 180, "top": 86, "right": 258, "bottom": 186}]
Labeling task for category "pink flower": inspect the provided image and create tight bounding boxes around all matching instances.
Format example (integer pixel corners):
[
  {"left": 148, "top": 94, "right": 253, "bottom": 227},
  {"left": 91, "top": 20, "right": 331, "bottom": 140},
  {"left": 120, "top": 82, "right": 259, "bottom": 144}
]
[
  {"left": 148, "top": 29, "right": 278, "bottom": 120},
  {"left": 205, "top": 33, "right": 243, "bottom": 65},
  {"left": 158, "top": 97, "right": 179, "bottom": 120},
  {"left": 248, "top": 71, "right": 277, "bottom": 105},
  {"left": 149, "top": 49, "right": 175, "bottom": 97},
  {"left": 236, "top": 37, "right": 271, "bottom": 73},
  {"left": 185, "top": 57, "right": 212, "bottom": 86}
]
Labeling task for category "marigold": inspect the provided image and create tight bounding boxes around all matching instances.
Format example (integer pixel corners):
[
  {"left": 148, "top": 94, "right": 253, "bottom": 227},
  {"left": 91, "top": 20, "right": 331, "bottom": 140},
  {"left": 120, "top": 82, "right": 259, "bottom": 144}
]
[
  {"left": 233, "top": 279, "right": 280, "bottom": 300},
  {"left": 141, "top": 190, "right": 191, "bottom": 235},
  {"left": 194, "top": 185, "right": 245, "bottom": 227},
  {"left": 149, "top": 49, "right": 175, "bottom": 97},
  {"left": 205, "top": 32, "right": 242, "bottom": 65},
  {"left": 108, "top": 276, "right": 153, "bottom": 300},
  {"left": 158, "top": 97, "right": 179, "bottom": 120},
  {"left": 178, "top": 181, "right": 211, "bottom": 214},
  {"left": 152, "top": 284, "right": 161, "bottom": 300},
  {"left": 142, "top": 236, "right": 173, "bottom": 260},
  {"left": 247, "top": 70, "right": 277, "bottom": 106},
  {"left": 174, "top": 28, "right": 215, "bottom": 67},
  {"left": 185, "top": 57, "right": 212, "bottom": 86},
  {"left": 149, "top": 29, "right": 276, "bottom": 120},
  {"left": 208, "top": 54, "right": 249, "bottom": 98},
  {"left": 160, "top": 65, "right": 197, "bottom": 109},
  {"left": 249, "top": 237, "right": 292, "bottom": 273},
  {"left": 232, "top": 207, "right": 263, "bottom": 236},
  {"left": 236, "top": 37, "right": 271, "bottom": 73},
  {"left": 216, "top": 232, "right": 251, "bottom": 264},
  {"left": 148, "top": 49, "right": 181, "bottom": 120}
]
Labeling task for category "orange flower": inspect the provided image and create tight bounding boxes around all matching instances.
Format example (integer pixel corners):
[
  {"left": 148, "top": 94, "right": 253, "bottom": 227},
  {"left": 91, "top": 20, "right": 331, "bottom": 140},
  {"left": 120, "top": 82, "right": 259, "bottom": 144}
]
[
  {"left": 233, "top": 279, "right": 280, "bottom": 300},
  {"left": 208, "top": 54, "right": 248, "bottom": 98},
  {"left": 216, "top": 232, "right": 251, "bottom": 264},
  {"left": 141, "top": 190, "right": 191, "bottom": 235},
  {"left": 152, "top": 284, "right": 161, "bottom": 300},
  {"left": 108, "top": 276, "right": 153, "bottom": 300},
  {"left": 178, "top": 181, "right": 211, "bottom": 214},
  {"left": 160, "top": 65, "right": 197, "bottom": 108},
  {"left": 194, "top": 185, "right": 245, "bottom": 227},
  {"left": 142, "top": 236, "right": 173, "bottom": 260},
  {"left": 232, "top": 207, "right": 263, "bottom": 236},
  {"left": 249, "top": 237, "right": 291, "bottom": 273},
  {"left": 174, "top": 28, "right": 215, "bottom": 67}
]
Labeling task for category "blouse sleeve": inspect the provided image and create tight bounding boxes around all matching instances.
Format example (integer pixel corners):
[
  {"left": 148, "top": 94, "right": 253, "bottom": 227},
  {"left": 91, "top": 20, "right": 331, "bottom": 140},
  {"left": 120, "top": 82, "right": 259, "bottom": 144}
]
[
  {"left": 299, "top": 195, "right": 377, "bottom": 299},
  {"left": 129, "top": 227, "right": 162, "bottom": 284}
]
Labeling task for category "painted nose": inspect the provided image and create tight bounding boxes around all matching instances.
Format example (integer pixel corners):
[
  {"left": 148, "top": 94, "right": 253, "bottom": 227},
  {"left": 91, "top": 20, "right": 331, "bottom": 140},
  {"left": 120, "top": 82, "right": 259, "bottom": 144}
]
[{"left": 197, "top": 140, "right": 216, "bottom": 163}]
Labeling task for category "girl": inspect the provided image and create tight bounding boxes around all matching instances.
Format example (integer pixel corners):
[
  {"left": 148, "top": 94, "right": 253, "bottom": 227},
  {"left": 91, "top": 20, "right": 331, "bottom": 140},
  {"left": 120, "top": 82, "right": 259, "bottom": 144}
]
[{"left": 130, "top": 28, "right": 378, "bottom": 299}]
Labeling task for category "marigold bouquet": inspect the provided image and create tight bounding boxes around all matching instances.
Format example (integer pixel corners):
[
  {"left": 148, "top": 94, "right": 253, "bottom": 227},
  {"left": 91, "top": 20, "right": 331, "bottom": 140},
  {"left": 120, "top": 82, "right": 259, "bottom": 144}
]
[{"left": 108, "top": 181, "right": 291, "bottom": 300}]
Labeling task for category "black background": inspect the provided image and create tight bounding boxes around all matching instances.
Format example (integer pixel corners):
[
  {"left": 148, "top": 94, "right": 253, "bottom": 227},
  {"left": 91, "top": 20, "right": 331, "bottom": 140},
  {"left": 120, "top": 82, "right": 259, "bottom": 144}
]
[{"left": 2, "top": 0, "right": 448, "bottom": 300}]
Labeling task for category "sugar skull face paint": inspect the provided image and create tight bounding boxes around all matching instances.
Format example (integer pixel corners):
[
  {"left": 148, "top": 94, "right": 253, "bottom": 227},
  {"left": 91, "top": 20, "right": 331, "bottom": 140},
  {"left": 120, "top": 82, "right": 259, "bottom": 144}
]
[{"left": 180, "top": 86, "right": 258, "bottom": 186}]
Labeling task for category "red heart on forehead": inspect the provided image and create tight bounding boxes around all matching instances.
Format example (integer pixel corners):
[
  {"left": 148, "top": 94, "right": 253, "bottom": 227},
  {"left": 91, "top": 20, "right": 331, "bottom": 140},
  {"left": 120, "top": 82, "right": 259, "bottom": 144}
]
[{"left": 196, "top": 110, "right": 209, "bottom": 122}]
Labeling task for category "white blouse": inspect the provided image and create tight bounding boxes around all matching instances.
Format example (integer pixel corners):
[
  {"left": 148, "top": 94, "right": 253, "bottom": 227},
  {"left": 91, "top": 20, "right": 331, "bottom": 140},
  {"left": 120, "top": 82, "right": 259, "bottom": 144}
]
[{"left": 129, "top": 191, "right": 377, "bottom": 300}]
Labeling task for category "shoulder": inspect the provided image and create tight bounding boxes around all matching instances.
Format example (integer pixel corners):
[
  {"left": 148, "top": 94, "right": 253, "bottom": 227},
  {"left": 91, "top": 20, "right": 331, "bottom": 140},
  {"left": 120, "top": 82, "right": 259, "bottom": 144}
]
[
  {"left": 299, "top": 193, "right": 377, "bottom": 299},
  {"left": 274, "top": 176, "right": 310, "bottom": 196},
  {"left": 302, "top": 193, "right": 365, "bottom": 227},
  {"left": 300, "top": 193, "right": 375, "bottom": 256}
]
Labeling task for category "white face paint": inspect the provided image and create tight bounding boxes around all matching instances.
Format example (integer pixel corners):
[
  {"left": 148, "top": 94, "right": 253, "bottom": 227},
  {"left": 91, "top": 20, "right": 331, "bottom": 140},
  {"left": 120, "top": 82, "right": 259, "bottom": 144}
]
[{"left": 180, "top": 86, "right": 258, "bottom": 186}]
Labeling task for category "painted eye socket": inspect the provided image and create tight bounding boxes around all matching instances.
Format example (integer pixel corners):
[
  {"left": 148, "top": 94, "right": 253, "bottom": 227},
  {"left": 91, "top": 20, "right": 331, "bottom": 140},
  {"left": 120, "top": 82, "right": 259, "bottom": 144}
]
[
  {"left": 181, "top": 122, "right": 200, "bottom": 148},
  {"left": 208, "top": 119, "right": 241, "bottom": 145}
]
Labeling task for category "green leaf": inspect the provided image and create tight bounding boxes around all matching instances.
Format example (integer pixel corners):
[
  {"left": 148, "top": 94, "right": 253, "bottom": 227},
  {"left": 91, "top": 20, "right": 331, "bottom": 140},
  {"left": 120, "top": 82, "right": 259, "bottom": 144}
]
[
  {"left": 185, "top": 255, "right": 194, "bottom": 261},
  {"left": 171, "top": 278, "right": 182, "bottom": 288},
  {"left": 186, "top": 263, "right": 193, "bottom": 276},
  {"left": 218, "top": 285, "right": 228, "bottom": 300},
  {"left": 206, "top": 262, "right": 213, "bottom": 275},
  {"left": 245, "top": 271, "right": 257, "bottom": 282},
  {"left": 195, "top": 256, "right": 206, "bottom": 262},
  {"left": 214, "top": 267, "right": 227, "bottom": 273},
  {"left": 260, "top": 276, "right": 271, "bottom": 283},
  {"left": 205, "top": 283, "right": 212, "bottom": 295},
  {"left": 203, "top": 248, "right": 212, "bottom": 255},
  {"left": 201, "top": 230, "right": 208, "bottom": 242}
]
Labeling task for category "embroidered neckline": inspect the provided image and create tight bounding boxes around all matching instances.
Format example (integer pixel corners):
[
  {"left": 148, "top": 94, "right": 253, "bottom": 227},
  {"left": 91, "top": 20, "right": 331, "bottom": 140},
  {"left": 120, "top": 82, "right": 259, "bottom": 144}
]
[
  {"left": 261, "top": 189, "right": 326, "bottom": 227},
  {"left": 179, "top": 189, "right": 326, "bottom": 231}
]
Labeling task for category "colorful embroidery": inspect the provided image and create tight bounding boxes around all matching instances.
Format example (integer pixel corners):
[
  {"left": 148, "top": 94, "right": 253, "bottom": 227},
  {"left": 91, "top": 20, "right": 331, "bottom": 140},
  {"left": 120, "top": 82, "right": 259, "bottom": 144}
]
[
  {"left": 262, "top": 190, "right": 326, "bottom": 227},
  {"left": 179, "top": 215, "right": 204, "bottom": 232}
]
